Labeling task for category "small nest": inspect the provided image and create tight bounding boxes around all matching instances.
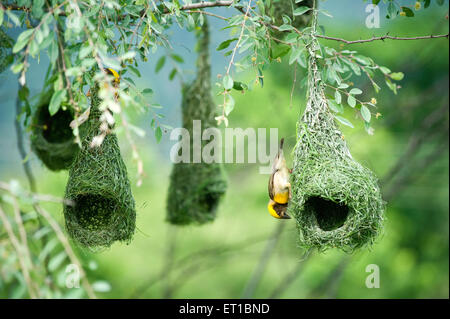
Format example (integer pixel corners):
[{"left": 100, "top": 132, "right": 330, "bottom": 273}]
[
  {"left": 63, "top": 85, "right": 136, "bottom": 249},
  {"left": 166, "top": 18, "right": 227, "bottom": 225},
  {"left": 289, "top": 51, "right": 385, "bottom": 253},
  {"left": 31, "top": 91, "right": 79, "bottom": 171},
  {"left": 167, "top": 163, "right": 227, "bottom": 225}
]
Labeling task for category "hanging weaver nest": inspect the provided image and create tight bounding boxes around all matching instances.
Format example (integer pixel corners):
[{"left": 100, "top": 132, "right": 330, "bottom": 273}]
[
  {"left": 30, "top": 88, "right": 79, "bottom": 171},
  {"left": 268, "top": 0, "right": 314, "bottom": 38},
  {"left": 0, "top": 28, "right": 13, "bottom": 74},
  {"left": 63, "top": 84, "right": 136, "bottom": 249},
  {"left": 289, "top": 32, "right": 385, "bottom": 253},
  {"left": 166, "top": 18, "right": 227, "bottom": 225}
]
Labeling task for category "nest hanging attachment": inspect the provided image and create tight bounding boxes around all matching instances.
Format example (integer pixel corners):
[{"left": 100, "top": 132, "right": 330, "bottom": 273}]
[
  {"left": 63, "top": 83, "right": 136, "bottom": 248},
  {"left": 268, "top": 0, "right": 314, "bottom": 38},
  {"left": 166, "top": 18, "right": 227, "bottom": 225},
  {"left": 30, "top": 87, "right": 79, "bottom": 171},
  {"left": 289, "top": 17, "right": 385, "bottom": 252}
]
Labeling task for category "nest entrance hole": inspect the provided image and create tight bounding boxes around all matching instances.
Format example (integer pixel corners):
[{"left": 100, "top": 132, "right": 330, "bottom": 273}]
[
  {"left": 305, "top": 196, "right": 349, "bottom": 231},
  {"left": 38, "top": 106, "right": 73, "bottom": 143},
  {"left": 72, "top": 194, "right": 118, "bottom": 230}
]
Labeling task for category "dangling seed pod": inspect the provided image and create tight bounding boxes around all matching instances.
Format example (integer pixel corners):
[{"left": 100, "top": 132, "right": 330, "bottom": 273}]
[
  {"left": 289, "top": 13, "right": 385, "bottom": 253},
  {"left": 166, "top": 18, "right": 227, "bottom": 225},
  {"left": 63, "top": 82, "right": 136, "bottom": 249},
  {"left": 30, "top": 88, "right": 79, "bottom": 171}
]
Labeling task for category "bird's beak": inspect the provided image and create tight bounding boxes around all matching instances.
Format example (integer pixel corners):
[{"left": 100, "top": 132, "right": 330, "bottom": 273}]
[{"left": 280, "top": 213, "right": 291, "bottom": 219}]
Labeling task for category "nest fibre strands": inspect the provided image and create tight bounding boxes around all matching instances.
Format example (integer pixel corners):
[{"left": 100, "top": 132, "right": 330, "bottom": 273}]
[
  {"left": 166, "top": 18, "right": 227, "bottom": 225},
  {"left": 63, "top": 83, "right": 136, "bottom": 248},
  {"left": 289, "top": 17, "right": 385, "bottom": 252},
  {"left": 30, "top": 85, "right": 79, "bottom": 171}
]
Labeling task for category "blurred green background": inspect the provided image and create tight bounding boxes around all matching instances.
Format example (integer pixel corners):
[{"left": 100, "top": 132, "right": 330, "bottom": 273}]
[{"left": 0, "top": 0, "right": 448, "bottom": 298}]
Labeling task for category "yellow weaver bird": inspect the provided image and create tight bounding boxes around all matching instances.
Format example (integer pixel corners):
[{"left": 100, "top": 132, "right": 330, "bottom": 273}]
[
  {"left": 268, "top": 138, "right": 292, "bottom": 219},
  {"left": 71, "top": 68, "right": 120, "bottom": 129}
]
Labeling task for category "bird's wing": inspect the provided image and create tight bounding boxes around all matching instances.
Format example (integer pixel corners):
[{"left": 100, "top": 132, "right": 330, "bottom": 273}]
[{"left": 268, "top": 172, "right": 275, "bottom": 200}]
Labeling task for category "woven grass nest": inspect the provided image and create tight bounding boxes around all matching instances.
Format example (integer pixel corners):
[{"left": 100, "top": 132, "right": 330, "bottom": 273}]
[
  {"left": 289, "top": 50, "right": 385, "bottom": 253},
  {"left": 30, "top": 89, "right": 79, "bottom": 171},
  {"left": 63, "top": 84, "right": 136, "bottom": 249},
  {"left": 166, "top": 18, "right": 227, "bottom": 225}
]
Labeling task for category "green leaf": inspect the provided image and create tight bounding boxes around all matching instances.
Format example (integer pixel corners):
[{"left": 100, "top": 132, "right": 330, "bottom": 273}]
[
  {"left": 224, "top": 95, "right": 235, "bottom": 116},
  {"left": 11, "top": 63, "right": 24, "bottom": 74},
  {"left": 335, "top": 115, "right": 354, "bottom": 128},
  {"left": 49, "top": 89, "right": 66, "bottom": 116},
  {"left": 360, "top": 105, "right": 371, "bottom": 123},
  {"left": 278, "top": 24, "right": 295, "bottom": 32},
  {"left": 293, "top": 6, "right": 311, "bottom": 16},
  {"left": 142, "top": 88, "right": 153, "bottom": 96},
  {"left": 334, "top": 90, "right": 342, "bottom": 104},
  {"left": 289, "top": 46, "right": 302, "bottom": 65},
  {"left": 6, "top": 10, "right": 20, "bottom": 26},
  {"left": 217, "top": 38, "right": 238, "bottom": 51},
  {"left": 128, "top": 65, "right": 141, "bottom": 77},
  {"left": 347, "top": 95, "right": 356, "bottom": 108},
  {"left": 223, "top": 74, "right": 233, "bottom": 90},
  {"left": 387, "top": 1, "right": 399, "bottom": 19},
  {"left": 155, "top": 56, "right": 166, "bottom": 73},
  {"left": 13, "top": 29, "right": 34, "bottom": 53},
  {"left": 328, "top": 99, "right": 343, "bottom": 113},
  {"left": 349, "top": 88, "right": 362, "bottom": 95},
  {"left": 390, "top": 72, "right": 404, "bottom": 81},
  {"left": 169, "top": 68, "right": 177, "bottom": 81},
  {"left": 48, "top": 39, "right": 58, "bottom": 65},
  {"left": 155, "top": 126, "right": 162, "bottom": 143},
  {"left": 401, "top": 7, "right": 414, "bottom": 17},
  {"left": 233, "top": 81, "right": 247, "bottom": 91},
  {"left": 0, "top": 9, "right": 4, "bottom": 26},
  {"left": 385, "top": 78, "right": 398, "bottom": 94},
  {"left": 187, "top": 14, "right": 195, "bottom": 31},
  {"left": 170, "top": 54, "right": 184, "bottom": 63},
  {"left": 379, "top": 66, "right": 391, "bottom": 75},
  {"left": 79, "top": 45, "right": 92, "bottom": 59}
]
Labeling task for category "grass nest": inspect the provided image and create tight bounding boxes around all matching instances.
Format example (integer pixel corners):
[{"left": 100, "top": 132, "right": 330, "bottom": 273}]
[
  {"left": 166, "top": 18, "right": 227, "bottom": 225},
  {"left": 289, "top": 49, "right": 385, "bottom": 253},
  {"left": 63, "top": 84, "right": 136, "bottom": 249},
  {"left": 30, "top": 89, "right": 79, "bottom": 171}
]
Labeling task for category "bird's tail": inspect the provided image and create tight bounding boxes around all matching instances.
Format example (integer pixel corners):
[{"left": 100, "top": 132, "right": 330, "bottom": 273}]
[{"left": 278, "top": 138, "right": 285, "bottom": 157}]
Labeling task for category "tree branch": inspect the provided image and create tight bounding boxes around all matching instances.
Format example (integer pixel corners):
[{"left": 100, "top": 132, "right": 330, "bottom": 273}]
[
  {"left": 4, "top": 1, "right": 235, "bottom": 17},
  {"left": 316, "top": 33, "right": 449, "bottom": 44}
]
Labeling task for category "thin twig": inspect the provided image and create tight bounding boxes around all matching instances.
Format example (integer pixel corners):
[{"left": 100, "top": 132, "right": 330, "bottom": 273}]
[
  {"left": 185, "top": 10, "right": 228, "bottom": 21},
  {"left": 316, "top": 33, "right": 449, "bottom": 44}
]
